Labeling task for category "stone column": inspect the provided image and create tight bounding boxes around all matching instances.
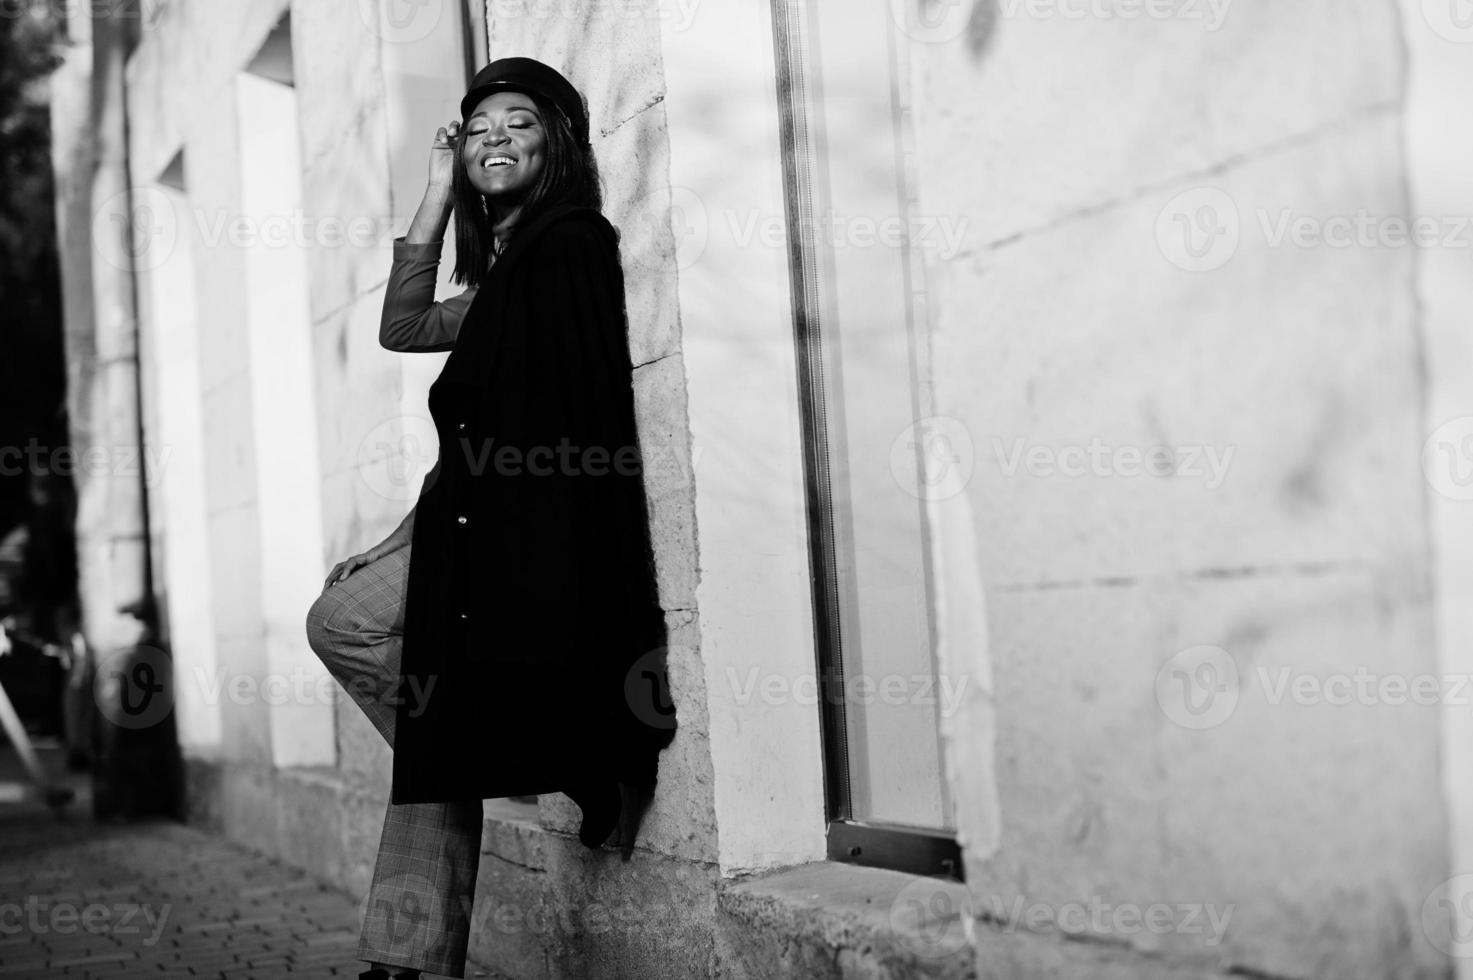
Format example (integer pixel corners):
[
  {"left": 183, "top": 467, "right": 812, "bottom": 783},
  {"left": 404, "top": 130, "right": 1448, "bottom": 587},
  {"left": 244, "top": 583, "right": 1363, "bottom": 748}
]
[{"left": 52, "top": 2, "right": 177, "bottom": 818}]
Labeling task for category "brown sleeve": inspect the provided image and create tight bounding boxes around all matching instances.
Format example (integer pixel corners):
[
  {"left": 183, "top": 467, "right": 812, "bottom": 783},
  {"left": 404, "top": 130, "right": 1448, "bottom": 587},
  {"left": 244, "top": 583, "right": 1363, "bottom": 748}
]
[{"left": 379, "top": 236, "right": 477, "bottom": 353}]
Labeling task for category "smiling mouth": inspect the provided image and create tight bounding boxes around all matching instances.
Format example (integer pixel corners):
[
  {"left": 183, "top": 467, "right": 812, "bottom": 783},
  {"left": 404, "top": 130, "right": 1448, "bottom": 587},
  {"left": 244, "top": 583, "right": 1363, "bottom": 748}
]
[{"left": 481, "top": 155, "right": 517, "bottom": 170}]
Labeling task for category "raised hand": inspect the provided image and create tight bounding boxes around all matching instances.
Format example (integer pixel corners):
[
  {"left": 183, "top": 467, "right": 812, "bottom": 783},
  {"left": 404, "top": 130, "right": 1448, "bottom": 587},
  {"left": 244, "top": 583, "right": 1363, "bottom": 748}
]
[{"left": 428, "top": 119, "right": 461, "bottom": 192}]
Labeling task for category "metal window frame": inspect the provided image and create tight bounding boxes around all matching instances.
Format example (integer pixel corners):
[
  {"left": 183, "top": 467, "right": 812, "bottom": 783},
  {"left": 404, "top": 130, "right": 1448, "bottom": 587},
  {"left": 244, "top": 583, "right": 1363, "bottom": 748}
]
[
  {"left": 769, "top": 0, "right": 963, "bottom": 883},
  {"left": 461, "top": 0, "right": 490, "bottom": 80}
]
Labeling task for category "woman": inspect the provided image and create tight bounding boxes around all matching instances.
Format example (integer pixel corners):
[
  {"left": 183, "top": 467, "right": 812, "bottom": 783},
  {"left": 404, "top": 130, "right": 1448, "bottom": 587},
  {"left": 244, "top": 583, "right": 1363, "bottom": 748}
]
[{"left": 305, "top": 58, "right": 676, "bottom": 980}]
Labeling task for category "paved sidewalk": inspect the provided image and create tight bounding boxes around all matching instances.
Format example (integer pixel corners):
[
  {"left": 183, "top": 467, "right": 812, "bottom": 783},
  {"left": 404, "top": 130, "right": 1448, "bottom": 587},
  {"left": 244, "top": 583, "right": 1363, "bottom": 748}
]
[
  {"left": 0, "top": 746, "right": 497, "bottom": 979},
  {"left": 0, "top": 813, "right": 367, "bottom": 977}
]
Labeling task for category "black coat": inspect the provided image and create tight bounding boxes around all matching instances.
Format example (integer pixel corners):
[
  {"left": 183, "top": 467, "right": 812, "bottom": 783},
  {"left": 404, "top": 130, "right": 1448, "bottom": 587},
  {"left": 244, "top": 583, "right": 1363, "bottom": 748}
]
[{"left": 389, "top": 203, "right": 677, "bottom": 804}]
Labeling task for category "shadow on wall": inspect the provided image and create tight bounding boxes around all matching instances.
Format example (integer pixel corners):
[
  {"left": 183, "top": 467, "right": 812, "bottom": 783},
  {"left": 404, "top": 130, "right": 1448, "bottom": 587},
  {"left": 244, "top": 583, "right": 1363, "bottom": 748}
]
[{"left": 962, "top": 0, "right": 1001, "bottom": 59}]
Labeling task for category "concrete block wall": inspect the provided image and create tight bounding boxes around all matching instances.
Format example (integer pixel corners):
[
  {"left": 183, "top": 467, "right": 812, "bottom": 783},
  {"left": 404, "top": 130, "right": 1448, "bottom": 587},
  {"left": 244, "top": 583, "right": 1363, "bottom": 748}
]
[{"left": 910, "top": 1, "right": 1449, "bottom": 977}]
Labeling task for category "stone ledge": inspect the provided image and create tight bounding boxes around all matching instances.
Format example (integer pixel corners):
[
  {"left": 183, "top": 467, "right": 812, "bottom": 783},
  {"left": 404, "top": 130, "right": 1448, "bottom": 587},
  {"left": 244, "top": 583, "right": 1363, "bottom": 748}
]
[
  {"left": 481, "top": 797, "right": 547, "bottom": 871},
  {"left": 714, "top": 862, "right": 1243, "bottom": 980},
  {"left": 473, "top": 802, "right": 720, "bottom": 980},
  {"left": 716, "top": 862, "right": 978, "bottom": 980}
]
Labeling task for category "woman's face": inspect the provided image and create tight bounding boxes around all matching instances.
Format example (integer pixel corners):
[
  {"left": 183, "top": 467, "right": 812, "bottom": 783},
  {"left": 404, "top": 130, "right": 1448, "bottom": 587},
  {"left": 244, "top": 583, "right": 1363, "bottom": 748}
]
[{"left": 462, "top": 90, "right": 547, "bottom": 210}]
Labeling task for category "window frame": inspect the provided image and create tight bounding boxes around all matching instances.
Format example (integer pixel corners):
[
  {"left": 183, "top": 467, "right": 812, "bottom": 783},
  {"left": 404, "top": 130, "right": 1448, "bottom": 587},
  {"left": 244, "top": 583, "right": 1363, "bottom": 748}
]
[
  {"left": 768, "top": 0, "right": 964, "bottom": 883},
  {"left": 461, "top": 0, "right": 489, "bottom": 79}
]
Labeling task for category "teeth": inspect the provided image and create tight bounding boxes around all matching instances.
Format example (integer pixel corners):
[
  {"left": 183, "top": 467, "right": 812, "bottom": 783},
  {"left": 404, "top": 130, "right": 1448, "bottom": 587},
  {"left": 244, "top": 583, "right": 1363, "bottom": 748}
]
[{"left": 483, "top": 157, "right": 514, "bottom": 168}]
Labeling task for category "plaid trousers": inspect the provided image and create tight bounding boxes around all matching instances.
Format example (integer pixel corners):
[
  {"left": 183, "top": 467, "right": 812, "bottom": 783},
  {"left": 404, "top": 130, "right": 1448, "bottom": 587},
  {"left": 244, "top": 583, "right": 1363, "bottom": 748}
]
[{"left": 305, "top": 543, "right": 482, "bottom": 978}]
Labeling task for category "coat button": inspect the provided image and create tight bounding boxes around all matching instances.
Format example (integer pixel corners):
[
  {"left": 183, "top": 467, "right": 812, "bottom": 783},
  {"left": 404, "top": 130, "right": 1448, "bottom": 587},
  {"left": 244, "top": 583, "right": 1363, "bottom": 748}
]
[{"left": 457, "top": 515, "right": 467, "bottom": 525}]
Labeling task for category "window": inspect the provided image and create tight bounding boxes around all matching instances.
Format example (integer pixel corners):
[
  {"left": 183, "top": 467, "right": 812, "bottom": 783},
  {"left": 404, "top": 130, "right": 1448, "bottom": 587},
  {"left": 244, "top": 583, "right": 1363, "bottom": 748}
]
[{"left": 772, "top": 0, "right": 963, "bottom": 879}]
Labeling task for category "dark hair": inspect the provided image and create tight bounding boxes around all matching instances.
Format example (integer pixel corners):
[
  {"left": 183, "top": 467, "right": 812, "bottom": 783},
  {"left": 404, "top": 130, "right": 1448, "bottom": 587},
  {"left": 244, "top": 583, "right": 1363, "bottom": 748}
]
[{"left": 449, "top": 89, "right": 604, "bottom": 286}]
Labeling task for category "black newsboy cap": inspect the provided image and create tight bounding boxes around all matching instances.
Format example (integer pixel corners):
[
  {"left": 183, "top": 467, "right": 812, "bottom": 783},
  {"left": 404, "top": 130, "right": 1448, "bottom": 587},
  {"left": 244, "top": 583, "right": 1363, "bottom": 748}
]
[{"left": 461, "top": 57, "right": 590, "bottom": 148}]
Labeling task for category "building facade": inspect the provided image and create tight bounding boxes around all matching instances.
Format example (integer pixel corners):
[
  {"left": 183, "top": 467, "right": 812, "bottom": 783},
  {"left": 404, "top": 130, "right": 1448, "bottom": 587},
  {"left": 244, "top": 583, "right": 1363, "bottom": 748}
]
[{"left": 47, "top": 0, "right": 1473, "bottom": 977}]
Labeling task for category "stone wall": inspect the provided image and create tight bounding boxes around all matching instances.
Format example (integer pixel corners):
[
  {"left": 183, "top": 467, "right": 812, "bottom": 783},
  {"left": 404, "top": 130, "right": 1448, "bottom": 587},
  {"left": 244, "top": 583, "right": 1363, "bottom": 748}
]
[{"left": 912, "top": 1, "right": 1449, "bottom": 976}]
